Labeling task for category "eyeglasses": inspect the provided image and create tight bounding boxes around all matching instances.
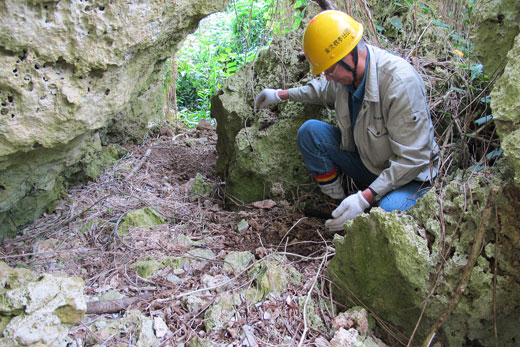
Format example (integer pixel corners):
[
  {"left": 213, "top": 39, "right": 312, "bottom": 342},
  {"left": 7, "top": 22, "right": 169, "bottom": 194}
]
[{"left": 322, "top": 63, "right": 339, "bottom": 77}]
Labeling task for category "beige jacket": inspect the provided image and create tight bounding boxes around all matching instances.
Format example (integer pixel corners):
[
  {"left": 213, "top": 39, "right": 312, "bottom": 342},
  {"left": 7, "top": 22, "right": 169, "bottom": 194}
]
[{"left": 288, "top": 44, "right": 438, "bottom": 198}]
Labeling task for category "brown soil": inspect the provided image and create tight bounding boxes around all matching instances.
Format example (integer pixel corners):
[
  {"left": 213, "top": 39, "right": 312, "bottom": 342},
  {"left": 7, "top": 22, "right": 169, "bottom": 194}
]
[{"left": 1, "top": 123, "right": 349, "bottom": 346}]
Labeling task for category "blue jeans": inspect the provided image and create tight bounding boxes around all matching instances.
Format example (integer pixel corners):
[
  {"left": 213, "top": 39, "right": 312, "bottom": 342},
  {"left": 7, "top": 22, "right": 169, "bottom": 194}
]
[{"left": 297, "top": 119, "right": 430, "bottom": 212}]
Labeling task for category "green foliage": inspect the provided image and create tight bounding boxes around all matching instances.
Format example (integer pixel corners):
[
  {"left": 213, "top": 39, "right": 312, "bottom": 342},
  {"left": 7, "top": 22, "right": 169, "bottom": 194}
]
[
  {"left": 172, "top": 0, "right": 274, "bottom": 127},
  {"left": 169, "top": 0, "right": 309, "bottom": 127},
  {"left": 292, "top": 0, "right": 309, "bottom": 30},
  {"left": 228, "top": 0, "right": 272, "bottom": 54},
  {"left": 173, "top": 12, "right": 232, "bottom": 126}
]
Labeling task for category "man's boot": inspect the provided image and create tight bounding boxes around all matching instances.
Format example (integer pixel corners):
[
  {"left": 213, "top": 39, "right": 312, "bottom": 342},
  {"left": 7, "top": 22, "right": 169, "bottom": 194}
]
[
  {"left": 319, "top": 178, "right": 346, "bottom": 201},
  {"left": 303, "top": 179, "right": 346, "bottom": 219}
]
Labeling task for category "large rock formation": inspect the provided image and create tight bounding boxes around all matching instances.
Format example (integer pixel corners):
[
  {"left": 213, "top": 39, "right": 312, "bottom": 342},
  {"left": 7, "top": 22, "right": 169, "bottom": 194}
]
[
  {"left": 473, "top": 0, "right": 520, "bottom": 188},
  {"left": 328, "top": 170, "right": 520, "bottom": 346},
  {"left": 0, "top": 0, "right": 228, "bottom": 239}
]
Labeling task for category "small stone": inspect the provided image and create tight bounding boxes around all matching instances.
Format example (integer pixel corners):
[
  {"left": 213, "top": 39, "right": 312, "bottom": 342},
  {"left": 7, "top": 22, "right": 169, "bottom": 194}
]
[
  {"left": 236, "top": 219, "right": 249, "bottom": 233},
  {"left": 153, "top": 316, "right": 170, "bottom": 338}
]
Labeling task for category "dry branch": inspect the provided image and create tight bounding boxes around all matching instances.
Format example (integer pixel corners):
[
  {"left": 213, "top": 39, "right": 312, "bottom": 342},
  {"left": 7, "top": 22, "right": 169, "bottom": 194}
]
[
  {"left": 355, "top": 0, "right": 381, "bottom": 46},
  {"left": 316, "top": 0, "right": 339, "bottom": 11},
  {"left": 126, "top": 148, "right": 152, "bottom": 179},
  {"left": 86, "top": 293, "right": 152, "bottom": 315}
]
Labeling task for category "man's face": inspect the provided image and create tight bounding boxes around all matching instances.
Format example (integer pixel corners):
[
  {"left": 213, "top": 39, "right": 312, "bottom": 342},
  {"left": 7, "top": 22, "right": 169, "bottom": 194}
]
[{"left": 322, "top": 52, "right": 357, "bottom": 85}]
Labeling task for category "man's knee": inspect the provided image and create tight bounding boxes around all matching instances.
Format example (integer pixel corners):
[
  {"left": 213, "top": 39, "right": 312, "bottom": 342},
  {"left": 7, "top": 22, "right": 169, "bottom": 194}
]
[
  {"left": 377, "top": 183, "right": 430, "bottom": 212},
  {"left": 378, "top": 194, "right": 417, "bottom": 212},
  {"left": 297, "top": 119, "right": 323, "bottom": 150},
  {"left": 297, "top": 119, "right": 321, "bottom": 140}
]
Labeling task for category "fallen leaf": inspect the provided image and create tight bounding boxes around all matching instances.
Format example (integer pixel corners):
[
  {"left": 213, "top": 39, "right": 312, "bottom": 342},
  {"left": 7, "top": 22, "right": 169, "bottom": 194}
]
[{"left": 252, "top": 199, "right": 276, "bottom": 209}]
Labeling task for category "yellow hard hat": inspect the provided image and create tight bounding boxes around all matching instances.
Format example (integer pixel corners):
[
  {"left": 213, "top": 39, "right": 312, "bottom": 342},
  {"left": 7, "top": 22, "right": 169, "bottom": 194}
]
[{"left": 303, "top": 10, "right": 364, "bottom": 75}]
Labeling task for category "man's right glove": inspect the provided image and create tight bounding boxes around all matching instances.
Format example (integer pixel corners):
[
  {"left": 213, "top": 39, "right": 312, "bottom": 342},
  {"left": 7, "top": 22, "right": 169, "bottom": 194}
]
[
  {"left": 255, "top": 88, "right": 282, "bottom": 109},
  {"left": 324, "top": 191, "right": 370, "bottom": 231}
]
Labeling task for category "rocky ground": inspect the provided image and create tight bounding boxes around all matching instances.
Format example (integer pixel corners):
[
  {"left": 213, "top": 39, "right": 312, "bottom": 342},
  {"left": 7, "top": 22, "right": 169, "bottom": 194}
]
[{"left": 1, "top": 121, "right": 385, "bottom": 346}]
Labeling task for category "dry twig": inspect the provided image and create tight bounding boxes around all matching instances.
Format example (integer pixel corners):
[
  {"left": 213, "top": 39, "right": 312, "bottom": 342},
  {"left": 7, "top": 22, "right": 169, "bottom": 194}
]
[{"left": 126, "top": 148, "right": 152, "bottom": 179}]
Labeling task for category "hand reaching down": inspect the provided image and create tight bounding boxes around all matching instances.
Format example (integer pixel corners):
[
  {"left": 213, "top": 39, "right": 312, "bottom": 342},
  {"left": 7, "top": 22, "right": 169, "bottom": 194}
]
[{"left": 324, "top": 191, "right": 370, "bottom": 231}]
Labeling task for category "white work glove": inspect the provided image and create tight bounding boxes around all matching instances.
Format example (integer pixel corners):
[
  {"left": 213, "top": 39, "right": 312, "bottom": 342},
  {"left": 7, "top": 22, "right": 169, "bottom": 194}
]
[
  {"left": 325, "top": 191, "right": 370, "bottom": 232},
  {"left": 255, "top": 88, "right": 282, "bottom": 109}
]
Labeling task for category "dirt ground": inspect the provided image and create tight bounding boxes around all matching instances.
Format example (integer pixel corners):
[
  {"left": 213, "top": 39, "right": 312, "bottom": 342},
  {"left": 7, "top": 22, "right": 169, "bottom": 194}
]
[{"left": 1, "top": 123, "right": 366, "bottom": 346}]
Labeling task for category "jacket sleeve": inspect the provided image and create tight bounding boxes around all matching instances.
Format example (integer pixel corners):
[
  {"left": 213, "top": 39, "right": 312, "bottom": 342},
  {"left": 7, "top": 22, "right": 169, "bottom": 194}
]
[
  {"left": 369, "top": 74, "right": 436, "bottom": 197},
  {"left": 287, "top": 78, "right": 338, "bottom": 109}
]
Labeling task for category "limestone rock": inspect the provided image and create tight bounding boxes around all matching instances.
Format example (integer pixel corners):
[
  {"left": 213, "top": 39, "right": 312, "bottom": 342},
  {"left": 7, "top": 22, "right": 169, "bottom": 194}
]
[
  {"left": 332, "top": 308, "right": 371, "bottom": 335},
  {"left": 248, "top": 254, "right": 301, "bottom": 299},
  {"left": 2, "top": 313, "right": 68, "bottom": 346},
  {"left": 472, "top": 0, "right": 520, "bottom": 188},
  {"left": 89, "top": 309, "right": 158, "bottom": 347},
  {"left": 298, "top": 296, "right": 325, "bottom": 330},
  {"left": 471, "top": 0, "right": 520, "bottom": 76},
  {"left": 187, "top": 336, "right": 215, "bottom": 347},
  {"left": 330, "top": 328, "right": 385, "bottom": 347},
  {"left": 117, "top": 206, "right": 166, "bottom": 236},
  {"left": 0, "top": 0, "right": 228, "bottom": 239},
  {"left": 201, "top": 274, "right": 231, "bottom": 293},
  {"left": 490, "top": 35, "right": 520, "bottom": 187},
  {"left": 328, "top": 170, "right": 520, "bottom": 346},
  {"left": 236, "top": 218, "right": 249, "bottom": 233},
  {"left": 186, "top": 248, "right": 216, "bottom": 270},
  {"left": 183, "top": 295, "right": 208, "bottom": 313},
  {"left": 190, "top": 172, "right": 216, "bottom": 197},
  {"left": 223, "top": 251, "right": 254, "bottom": 274},
  {"left": 204, "top": 292, "right": 242, "bottom": 332},
  {"left": 153, "top": 316, "right": 170, "bottom": 339},
  {"left": 328, "top": 209, "right": 432, "bottom": 331},
  {"left": 0, "top": 262, "right": 86, "bottom": 346},
  {"left": 130, "top": 256, "right": 186, "bottom": 279}
]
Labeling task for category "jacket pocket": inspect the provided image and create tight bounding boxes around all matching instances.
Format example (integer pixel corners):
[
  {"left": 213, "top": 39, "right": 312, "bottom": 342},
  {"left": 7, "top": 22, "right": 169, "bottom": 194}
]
[
  {"left": 365, "top": 124, "right": 392, "bottom": 168},
  {"left": 367, "top": 122, "right": 388, "bottom": 138}
]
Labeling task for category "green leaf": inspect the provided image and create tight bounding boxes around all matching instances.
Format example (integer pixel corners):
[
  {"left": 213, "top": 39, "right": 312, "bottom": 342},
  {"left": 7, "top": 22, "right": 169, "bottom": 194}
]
[
  {"left": 470, "top": 63, "right": 483, "bottom": 81},
  {"left": 432, "top": 20, "right": 449, "bottom": 28},
  {"left": 450, "top": 86, "right": 465, "bottom": 92},
  {"left": 486, "top": 149, "right": 502, "bottom": 160},
  {"left": 480, "top": 95, "right": 491, "bottom": 103},
  {"left": 419, "top": 3, "right": 430, "bottom": 13},
  {"left": 474, "top": 115, "right": 493, "bottom": 126},
  {"left": 389, "top": 18, "right": 403, "bottom": 31}
]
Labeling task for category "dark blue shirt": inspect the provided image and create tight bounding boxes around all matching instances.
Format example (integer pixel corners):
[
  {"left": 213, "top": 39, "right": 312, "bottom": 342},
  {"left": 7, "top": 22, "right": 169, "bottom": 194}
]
[{"left": 347, "top": 48, "right": 370, "bottom": 130}]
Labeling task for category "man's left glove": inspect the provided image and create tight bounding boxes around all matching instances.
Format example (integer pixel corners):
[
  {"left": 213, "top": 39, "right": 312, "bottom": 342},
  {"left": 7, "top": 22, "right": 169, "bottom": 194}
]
[
  {"left": 255, "top": 88, "right": 282, "bottom": 109},
  {"left": 324, "top": 191, "right": 370, "bottom": 231}
]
